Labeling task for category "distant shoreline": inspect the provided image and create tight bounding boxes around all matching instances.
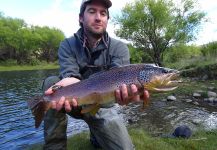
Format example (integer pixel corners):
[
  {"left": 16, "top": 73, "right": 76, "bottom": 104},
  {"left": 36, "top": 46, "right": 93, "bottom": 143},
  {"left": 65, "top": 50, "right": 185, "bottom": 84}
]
[{"left": 0, "top": 64, "right": 59, "bottom": 72}]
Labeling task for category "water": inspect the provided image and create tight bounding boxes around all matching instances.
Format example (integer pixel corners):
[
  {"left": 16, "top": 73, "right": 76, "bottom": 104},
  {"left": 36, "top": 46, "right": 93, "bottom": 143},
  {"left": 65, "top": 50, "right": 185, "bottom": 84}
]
[
  {"left": 0, "top": 70, "right": 89, "bottom": 149},
  {"left": 1, "top": 70, "right": 217, "bottom": 149},
  {"left": 122, "top": 96, "right": 217, "bottom": 135}
]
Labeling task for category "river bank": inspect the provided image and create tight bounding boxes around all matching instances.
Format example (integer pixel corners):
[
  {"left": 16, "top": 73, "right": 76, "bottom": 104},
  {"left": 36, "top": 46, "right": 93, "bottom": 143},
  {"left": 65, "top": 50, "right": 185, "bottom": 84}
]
[
  {"left": 28, "top": 128, "right": 217, "bottom": 150},
  {"left": 0, "top": 63, "right": 59, "bottom": 71}
]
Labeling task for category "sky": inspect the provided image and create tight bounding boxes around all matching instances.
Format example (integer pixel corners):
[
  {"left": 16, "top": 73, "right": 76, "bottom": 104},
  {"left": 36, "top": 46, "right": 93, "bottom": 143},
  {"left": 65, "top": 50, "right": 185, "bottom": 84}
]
[{"left": 0, "top": 0, "right": 217, "bottom": 45}]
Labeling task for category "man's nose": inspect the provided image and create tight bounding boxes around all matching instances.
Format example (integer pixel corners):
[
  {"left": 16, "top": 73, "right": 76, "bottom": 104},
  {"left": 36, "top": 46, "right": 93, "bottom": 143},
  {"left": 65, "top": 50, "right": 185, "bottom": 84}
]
[{"left": 95, "top": 12, "right": 101, "bottom": 21}]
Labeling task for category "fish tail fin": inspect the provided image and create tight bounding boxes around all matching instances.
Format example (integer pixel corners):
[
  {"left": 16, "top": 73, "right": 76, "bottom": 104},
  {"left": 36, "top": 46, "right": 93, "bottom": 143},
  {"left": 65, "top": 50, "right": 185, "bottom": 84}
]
[{"left": 27, "top": 96, "right": 49, "bottom": 128}]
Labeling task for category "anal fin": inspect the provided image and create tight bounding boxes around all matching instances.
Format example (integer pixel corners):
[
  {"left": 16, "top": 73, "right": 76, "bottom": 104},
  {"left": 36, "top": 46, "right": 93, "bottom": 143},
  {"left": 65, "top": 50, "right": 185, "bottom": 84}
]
[{"left": 81, "top": 103, "right": 100, "bottom": 115}]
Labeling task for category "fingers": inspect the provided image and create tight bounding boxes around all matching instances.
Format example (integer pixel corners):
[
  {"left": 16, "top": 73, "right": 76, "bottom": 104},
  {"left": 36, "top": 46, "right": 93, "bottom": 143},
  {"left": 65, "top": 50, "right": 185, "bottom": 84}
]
[
  {"left": 56, "top": 96, "right": 65, "bottom": 111},
  {"left": 120, "top": 84, "right": 129, "bottom": 104},
  {"left": 144, "top": 90, "right": 150, "bottom": 99},
  {"left": 143, "top": 89, "right": 150, "bottom": 106},
  {"left": 115, "top": 84, "right": 150, "bottom": 106},
  {"left": 130, "top": 84, "right": 140, "bottom": 102},
  {"left": 45, "top": 84, "right": 62, "bottom": 95},
  {"left": 45, "top": 88, "right": 54, "bottom": 95},
  {"left": 115, "top": 84, "right": 128, "bottom": 105},
  {"left": 64, "top": 99, "right": 71, "bottom": 112},
  {"left": 50, "top": 97, "right": 78, "bottom": 113},
  {"left": 115, "top": 89, "right": 122, "bottom": 105}
]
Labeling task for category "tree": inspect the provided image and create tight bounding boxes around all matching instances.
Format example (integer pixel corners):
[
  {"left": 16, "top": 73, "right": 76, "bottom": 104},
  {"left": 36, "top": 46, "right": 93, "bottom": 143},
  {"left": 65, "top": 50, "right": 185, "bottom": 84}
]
[
  {"left": 128, "top": 44, "right": 152, "bottom": 63},
  {"left": 0, "top": 13, "right": 65, "bottom": 64},
  {"left": 114, "top": 0, "right": 206, "bottom": 66},
  {"left": 33, "top": 26, "right": 65, "bottom": 62}
]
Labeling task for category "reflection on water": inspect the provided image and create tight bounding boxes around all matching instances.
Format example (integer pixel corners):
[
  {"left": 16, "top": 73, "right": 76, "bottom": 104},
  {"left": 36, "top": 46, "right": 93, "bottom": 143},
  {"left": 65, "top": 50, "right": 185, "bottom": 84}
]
[
  {"left": 0, "top": 69, "right": 217, "bottom": 149},
  {"left": 0, "top": 70, "right": 89, "bottom": 150}
]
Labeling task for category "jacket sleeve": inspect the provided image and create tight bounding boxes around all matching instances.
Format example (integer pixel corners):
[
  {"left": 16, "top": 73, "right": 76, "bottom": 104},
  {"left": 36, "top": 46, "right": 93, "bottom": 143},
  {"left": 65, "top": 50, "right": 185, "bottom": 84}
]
[
  {"left": 109, "top": 38, "right": 130, "bottom": 68},
  {"left": 58, "top": 38, "right": 82, "bottom": 79}
]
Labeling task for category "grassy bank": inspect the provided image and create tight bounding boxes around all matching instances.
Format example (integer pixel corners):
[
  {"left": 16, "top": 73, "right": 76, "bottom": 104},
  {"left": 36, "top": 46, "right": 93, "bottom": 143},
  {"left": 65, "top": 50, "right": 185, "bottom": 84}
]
[
  {"left": 0, "top": 63, "right": 59, "bottom": 71},
  {"left": 29, "top": 128, "right": 217, "bottom": 150}
]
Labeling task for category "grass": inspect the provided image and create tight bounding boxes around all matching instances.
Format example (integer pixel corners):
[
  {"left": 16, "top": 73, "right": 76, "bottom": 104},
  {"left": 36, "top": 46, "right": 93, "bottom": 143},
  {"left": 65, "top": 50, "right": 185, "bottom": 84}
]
[
  {"left": 0, "top": 63, "right": 59, "bottom": 71},
  {"left": 28, "top": 128, "right": 217, "bottom": 150}
]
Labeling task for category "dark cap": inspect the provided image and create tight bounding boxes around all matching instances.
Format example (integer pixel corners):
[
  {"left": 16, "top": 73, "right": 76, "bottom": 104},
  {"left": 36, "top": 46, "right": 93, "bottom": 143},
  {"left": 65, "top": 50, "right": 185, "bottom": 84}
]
[
  {"left": 172, "top": 125, "right": 192, "bottom": 138},
  {"left": 80, "top": 0, "right": 112, "bottom": 12}
]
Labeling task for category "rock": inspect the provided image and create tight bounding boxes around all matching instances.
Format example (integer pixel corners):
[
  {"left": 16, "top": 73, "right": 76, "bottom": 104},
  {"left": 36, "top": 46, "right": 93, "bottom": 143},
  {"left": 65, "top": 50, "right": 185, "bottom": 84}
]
[
  {"left": 161, "top": 99, "right": 167, "bottom": 102},
  {"left": 193, "top": 101, "right": 199, "bottom": 105},
  {"left": 214, "top": 98, "right": 217, "bottom": 103},
  {"left": 166, "top": 106, "right": 177, "bottom": 110},
  {"left": 192, "top": 119, "right": 201, "bottom": 125},
  {"left": 193, "top": 93, "right": 201, "bottom": 98},
  {"left": 208, "top": 91, "right": 217, "bottom": 98},
  {"left": 204, "top": 98, "right": 209, "bottom": 102},
  {"left": 202, "top": 75, "right": 208, "bottom": 80},
  {"left": 167, "top": 95, "right": 176, "bottom": 101},
  {"left": 195, "top": 90, "right": 204, "bottom": 93},
  {"left": 208, "top": 86, "right": 215, "bottom": 91},
  {"left": 185, "top": 99, "right": 193, "bottom": 103},
  {"left": 208, "top": 97, "right": 215, "bottom": 103}
]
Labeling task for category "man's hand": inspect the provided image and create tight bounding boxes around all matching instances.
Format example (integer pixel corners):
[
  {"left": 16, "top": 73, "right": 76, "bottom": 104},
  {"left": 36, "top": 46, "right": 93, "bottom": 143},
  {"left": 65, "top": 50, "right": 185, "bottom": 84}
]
[
  {"left": 115, "top": 84, "right": 149, "bottom": 105},
  {"left": 45, "top": 77, "right": 80, "bottom": 112}
]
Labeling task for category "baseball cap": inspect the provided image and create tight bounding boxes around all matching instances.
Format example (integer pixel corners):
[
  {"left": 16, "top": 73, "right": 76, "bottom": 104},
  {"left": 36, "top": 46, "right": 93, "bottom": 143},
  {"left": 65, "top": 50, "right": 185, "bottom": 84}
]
[{"left": 80, "top": 0, "right": 112, "bottom": 12}]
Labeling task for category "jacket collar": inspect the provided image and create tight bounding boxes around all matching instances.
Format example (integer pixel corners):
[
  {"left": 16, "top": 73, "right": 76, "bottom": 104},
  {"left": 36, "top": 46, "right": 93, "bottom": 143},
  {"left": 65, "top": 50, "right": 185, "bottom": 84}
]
[{"left": 75, "top": 28, "right": 109, "bottom": 53}]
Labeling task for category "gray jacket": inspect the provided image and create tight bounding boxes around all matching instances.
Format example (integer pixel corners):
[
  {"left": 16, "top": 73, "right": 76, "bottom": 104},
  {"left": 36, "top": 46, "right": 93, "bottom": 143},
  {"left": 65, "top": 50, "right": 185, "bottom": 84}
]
[{"left": 58, "top": 28, "right": 130, "bottom": 79}]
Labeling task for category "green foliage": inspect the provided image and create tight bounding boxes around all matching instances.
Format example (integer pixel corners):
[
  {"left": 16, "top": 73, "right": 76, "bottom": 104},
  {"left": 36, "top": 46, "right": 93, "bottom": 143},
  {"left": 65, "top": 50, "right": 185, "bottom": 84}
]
[
  {"left": 163, "top": 44, "right": 201, "bottom": 63},
  {"left": 0, "top": 59, "right": 17, "bottom": 66},
  {"left": 201, "top": 41, "right": 217, "bottom": 57},
  {"left": 114, "top": 0, "right": 206, "bottom": 66},
  {"left": 128, "top": 44, "right": 152, "bottom": 63},
  {"left": 163, "top": 42, "right": 217, "bottom": 70},
  {"left": 0, "top": 13, "right": 65, "bottom": 64}
]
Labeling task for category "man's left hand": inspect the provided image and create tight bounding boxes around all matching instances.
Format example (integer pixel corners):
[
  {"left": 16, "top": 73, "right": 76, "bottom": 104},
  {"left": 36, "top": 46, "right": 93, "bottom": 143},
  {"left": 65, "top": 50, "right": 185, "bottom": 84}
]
[{"left": 115, "top": 84, "right": 149, "bottom": 105}]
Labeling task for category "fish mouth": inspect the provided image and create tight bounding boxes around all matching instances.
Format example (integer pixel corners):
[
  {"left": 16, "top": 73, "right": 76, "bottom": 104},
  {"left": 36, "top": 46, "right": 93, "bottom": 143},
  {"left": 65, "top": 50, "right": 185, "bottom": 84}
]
[{"left": 144, "top": 72, "right": 181, "bottom": 92}]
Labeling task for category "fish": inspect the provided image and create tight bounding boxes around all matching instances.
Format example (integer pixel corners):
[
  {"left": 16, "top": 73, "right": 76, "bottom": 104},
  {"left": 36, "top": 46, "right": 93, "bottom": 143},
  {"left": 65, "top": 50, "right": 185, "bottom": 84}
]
[{"left": 27, "top": 64, "right": 180, "bottom": 128}]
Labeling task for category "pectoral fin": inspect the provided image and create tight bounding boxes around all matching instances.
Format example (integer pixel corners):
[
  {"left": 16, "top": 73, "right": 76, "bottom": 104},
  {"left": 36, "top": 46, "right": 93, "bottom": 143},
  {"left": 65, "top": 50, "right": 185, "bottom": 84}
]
[{"left": 81, "top": 103, "right": 100, "bottom": 115}]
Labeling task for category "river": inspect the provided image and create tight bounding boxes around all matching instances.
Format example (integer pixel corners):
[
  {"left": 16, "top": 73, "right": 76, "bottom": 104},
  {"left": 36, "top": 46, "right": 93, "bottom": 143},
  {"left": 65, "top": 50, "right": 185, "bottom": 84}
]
[{"left": 0, "top": 69, "right": 90, "bottom": 149}]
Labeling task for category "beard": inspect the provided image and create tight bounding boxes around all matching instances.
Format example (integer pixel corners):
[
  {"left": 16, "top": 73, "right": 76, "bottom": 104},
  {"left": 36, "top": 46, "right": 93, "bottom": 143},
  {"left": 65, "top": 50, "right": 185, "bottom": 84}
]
[{"left": 84, "top": 24, "right": 106, "bottom": 39}]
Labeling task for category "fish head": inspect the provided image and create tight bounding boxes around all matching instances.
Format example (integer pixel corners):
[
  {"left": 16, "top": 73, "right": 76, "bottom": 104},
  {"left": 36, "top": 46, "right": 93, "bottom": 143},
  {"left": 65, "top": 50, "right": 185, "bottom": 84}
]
[{"left": 138, "top": 64, "right": 180, "bottom": 92}]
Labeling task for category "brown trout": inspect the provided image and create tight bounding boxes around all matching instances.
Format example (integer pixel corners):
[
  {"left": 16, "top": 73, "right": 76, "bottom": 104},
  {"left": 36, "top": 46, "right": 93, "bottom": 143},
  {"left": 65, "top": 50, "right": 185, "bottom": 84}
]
[{"left": 28, "top": 64, "right": 179, "bottom": 128}]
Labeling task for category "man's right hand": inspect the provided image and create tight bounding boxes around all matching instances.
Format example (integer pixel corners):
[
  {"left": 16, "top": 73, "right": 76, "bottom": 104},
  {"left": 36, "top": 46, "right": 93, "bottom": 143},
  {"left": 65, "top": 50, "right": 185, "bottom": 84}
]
[{"left": 45, "top": 77, "right": 80, "bottom": 112}]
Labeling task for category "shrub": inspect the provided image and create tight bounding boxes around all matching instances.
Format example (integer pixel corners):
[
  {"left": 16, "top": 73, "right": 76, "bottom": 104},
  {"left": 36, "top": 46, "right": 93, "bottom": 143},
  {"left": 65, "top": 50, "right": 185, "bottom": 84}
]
[
  {"left": 163, "top": 44, "right": 201, "bottom": 63},
  {"left": 201, "top": 41, "right": 217, "bottom": 57}
]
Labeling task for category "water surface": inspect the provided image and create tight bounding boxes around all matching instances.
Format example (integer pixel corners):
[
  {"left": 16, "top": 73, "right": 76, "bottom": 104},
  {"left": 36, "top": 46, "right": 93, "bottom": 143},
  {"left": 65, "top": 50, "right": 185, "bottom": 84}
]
[{"left": 0, "top": 70, "right": 89, "bottom": 149}]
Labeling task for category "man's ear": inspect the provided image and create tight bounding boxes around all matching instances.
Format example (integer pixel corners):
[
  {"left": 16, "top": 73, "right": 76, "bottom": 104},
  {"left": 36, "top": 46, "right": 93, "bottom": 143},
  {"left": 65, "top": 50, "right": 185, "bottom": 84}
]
[{"left": 79, "top": 15, "right": 84, "bottom": 24}]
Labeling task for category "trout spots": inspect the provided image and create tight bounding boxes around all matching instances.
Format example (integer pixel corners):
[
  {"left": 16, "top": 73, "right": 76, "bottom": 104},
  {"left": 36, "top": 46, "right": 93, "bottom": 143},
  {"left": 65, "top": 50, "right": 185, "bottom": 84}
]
[{"left": 139, "top": 70, "right": 150, "bottom": 83}]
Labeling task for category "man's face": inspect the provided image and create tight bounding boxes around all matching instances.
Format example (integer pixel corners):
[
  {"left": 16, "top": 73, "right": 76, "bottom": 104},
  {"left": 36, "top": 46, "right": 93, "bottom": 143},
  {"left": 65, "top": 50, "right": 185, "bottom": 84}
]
[{"left": 80, "top": 1, "right": 109, "bottom": 38}]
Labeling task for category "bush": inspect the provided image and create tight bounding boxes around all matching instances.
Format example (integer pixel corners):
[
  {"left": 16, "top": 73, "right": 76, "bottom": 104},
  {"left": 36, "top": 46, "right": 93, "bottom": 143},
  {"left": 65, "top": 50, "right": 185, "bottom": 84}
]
[
  {"left": 163, "top": 44, "right": 201, "bottom": 63},
  {"left": 201, "top": 41, "right": 217, "bottom": 57},
  {"left": 0, "top": 59, "right": 17, "bottom": 66},
  {"left": 128, "top": 44, "right": 152, "bottom": 64},
  {"left": 27, "top": 58, "right": 41, "bottom": 66}
]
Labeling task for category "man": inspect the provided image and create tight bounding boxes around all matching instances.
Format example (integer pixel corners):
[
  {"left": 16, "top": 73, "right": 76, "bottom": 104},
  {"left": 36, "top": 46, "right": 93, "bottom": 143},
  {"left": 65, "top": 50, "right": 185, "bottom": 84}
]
[{"left": 42, "top": 0, "right": 149, "bottom": 149}]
